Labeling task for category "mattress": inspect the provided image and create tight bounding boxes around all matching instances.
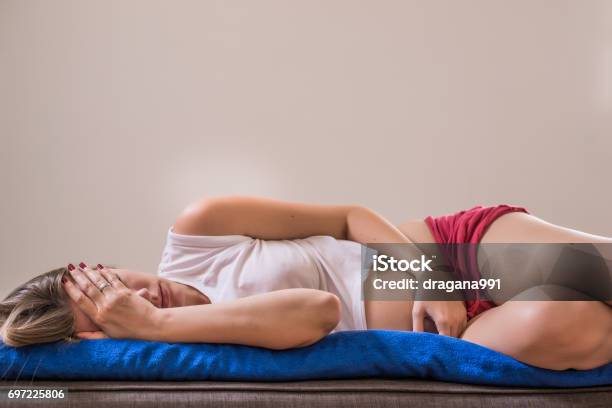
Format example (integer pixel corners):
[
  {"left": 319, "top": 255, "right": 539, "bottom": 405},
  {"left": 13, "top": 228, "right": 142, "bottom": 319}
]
[
  {"left": 2, "top": 330, "right": 610, "bottom": 407},
  {"left": 2, "top": 331, "right": 610, "bottom": 387}
]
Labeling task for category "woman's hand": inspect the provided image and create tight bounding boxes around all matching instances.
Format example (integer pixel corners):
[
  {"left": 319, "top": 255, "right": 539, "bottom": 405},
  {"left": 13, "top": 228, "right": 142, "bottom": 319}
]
[
  {"left": 63, "top": 266, "right": 163, "bottom": 340},
  {"left": 412, "top": 300, "right": 467, "bottom": 338}
]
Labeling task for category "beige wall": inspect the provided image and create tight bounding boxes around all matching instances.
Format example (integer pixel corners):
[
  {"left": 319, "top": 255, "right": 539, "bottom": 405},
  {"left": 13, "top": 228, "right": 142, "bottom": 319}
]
[{"left": 1, "top": 0, "right": 611, "bottom": 298}]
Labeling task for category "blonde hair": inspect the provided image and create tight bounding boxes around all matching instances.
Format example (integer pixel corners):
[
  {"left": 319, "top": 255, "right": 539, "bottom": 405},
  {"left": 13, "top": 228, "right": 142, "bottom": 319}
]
[{"left": 0, "top": 267, "right": 76, "bottom": 347}]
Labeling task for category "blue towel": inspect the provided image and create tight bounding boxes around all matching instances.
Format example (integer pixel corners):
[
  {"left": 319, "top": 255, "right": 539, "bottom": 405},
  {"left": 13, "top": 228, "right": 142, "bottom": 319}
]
[{"left": 1, "top": 330, "right": 610, "bottom": 387}]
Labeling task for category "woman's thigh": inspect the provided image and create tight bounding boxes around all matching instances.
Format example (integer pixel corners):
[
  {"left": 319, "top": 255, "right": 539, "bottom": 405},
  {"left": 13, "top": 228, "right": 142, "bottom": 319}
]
[
  {"left": 397, "top": 211, "right": 612, "bottom": 253},
  {"left": 478, "top": 212, "right": 612, "bottom": 305},
  {"left": 463, "top": 212, "right": 612, "bottom": 369},
  {"left": 480, "top": 211, "right": 612, "bottom": 244},
  {"left": 459, "top": 291, "right": 612, "bottom": 370}
]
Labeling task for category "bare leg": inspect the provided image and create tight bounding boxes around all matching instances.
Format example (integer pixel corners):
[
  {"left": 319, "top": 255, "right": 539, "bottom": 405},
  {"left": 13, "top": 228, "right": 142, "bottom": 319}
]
[
  {"left": 397, "top": 212, "right": 612, "bottom": 369},
  {"left": 475, "top": 212, "right": 612, "bottom": 244},
  {"left": 460, "top": 290, "right": 612, "bottom": 370},
  {"left": 477, "top": 212, "right": 612, "bottom": 306},
  {"left": 461, "top": 212, "right": 612, "bottom": 369}
]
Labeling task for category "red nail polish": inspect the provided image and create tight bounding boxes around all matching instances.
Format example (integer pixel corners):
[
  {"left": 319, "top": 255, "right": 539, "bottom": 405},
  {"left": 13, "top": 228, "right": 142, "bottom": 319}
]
[
  {"left": 96, "top": 264, "right": 104, "bottom": 269},
  {"left": 79, "top": 262, "right": 87, "bottom": 269},
  {"left": 67, "top": 264, "right": 75, "bottom": 271}
]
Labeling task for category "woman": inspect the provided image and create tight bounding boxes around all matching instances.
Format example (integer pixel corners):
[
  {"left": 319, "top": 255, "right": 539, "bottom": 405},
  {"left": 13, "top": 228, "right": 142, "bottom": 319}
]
[{"left": 1, "top": 196, "right": 611, "bottom": 371}]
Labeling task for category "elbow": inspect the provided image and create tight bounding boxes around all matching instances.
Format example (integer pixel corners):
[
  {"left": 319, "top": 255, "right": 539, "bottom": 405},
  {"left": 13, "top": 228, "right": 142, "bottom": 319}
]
[
  {"left": 298, "top": 292, "right": 341, "bottom": 348},
  {"left": 271, "top": 291, "right": 341, "bottom": 350},
  {"left": 264, "top": 290, "right": 341, "bottom": 350},
  {"left": 345, "top": 205, "right": 375, "bottom": 241},
  {"left": 318, "top": 292, "right": 341, "bottom": 334}
]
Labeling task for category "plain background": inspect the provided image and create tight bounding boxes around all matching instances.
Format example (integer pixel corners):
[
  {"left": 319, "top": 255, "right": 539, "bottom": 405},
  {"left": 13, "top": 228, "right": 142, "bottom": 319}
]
[{"left": 1, "top": 0, "right": 611, "bottom": 298}]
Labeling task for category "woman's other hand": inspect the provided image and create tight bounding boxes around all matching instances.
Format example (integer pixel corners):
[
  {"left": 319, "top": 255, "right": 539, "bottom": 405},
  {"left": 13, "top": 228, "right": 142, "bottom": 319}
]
[
  {"left": 63, "top": 265, "right": 163, "bottom": 340},
  {"left": 412, "top": 300, "right": 467, "bottom": 338}
]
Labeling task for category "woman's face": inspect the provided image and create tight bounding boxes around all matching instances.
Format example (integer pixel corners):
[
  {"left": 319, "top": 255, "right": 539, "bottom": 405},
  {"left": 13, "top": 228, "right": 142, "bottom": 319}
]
[{"left": 67, "top": 268, "right": 209, "bottom": 336}]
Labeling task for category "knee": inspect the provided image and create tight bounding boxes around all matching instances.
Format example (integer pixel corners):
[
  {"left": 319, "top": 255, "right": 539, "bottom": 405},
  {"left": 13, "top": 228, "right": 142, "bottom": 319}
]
[{"left": 518, "top": 301, "right": 609, "bottom": 370}]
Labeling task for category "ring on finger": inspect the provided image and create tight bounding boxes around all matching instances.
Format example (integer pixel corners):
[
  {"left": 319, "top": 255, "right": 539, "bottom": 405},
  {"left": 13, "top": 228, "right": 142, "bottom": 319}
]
[{"left": 98, "top": 282, "right": 111, "bottom": 292}]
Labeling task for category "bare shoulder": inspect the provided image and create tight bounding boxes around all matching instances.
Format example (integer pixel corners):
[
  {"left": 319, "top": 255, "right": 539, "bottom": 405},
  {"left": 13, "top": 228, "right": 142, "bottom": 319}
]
[{"left": 172, "top": 196, "right": 221, "bottom": 235}]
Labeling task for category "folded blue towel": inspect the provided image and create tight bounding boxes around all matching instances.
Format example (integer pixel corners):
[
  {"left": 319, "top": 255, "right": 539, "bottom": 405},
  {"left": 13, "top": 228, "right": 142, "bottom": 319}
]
[{"left": 1, "top": 330, "right": 610, "bottom": 387}]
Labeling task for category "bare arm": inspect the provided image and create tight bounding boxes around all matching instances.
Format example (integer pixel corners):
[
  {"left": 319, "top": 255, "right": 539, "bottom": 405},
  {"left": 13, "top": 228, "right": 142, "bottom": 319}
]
[
  {"left": 153, "top": 288, "right": 341, "bottom": 349},
  {"left": 65, "top": 266, "right": 341, "bottom": 350},
  {"left": 173, "top": 195, "right": 426, "bottom": 275},
  {"left": 172, "top": 195, "right": 415, "bottom": 245}
]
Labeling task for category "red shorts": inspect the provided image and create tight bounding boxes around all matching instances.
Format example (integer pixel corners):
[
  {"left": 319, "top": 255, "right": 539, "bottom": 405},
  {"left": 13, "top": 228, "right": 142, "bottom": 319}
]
[{"left": 424, "top": 205, "right": 530, "bottom": 320}]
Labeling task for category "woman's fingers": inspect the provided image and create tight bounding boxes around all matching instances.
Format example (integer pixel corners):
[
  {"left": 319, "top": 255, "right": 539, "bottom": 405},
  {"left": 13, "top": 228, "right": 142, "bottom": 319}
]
[
  {"left": 412, "top": 301, "right": 468, "bottom": 338},
  {"left": 436, "top": 314, "right": 465, "bottom": 337},
  {"left": 435, "top": 320, "right": 452, "bottom": 337},
  {"left": 412, "top": 306, "right": 425, "bottom": 332},
  {"left": 82, "top": 267, "right": 112, "bottom": 296},
  {"left": 98, "top": 267, "right": 127, "bottom": 290},
  {"left": 63, "top": 279, "right": 98, "bottom": 317},
  {"left": 447, "top": 314, "right": 467, "bottom": 338},
  {"left": 69, "top": 266, "right": 105, "bottom": 303},
  {"left": 456, "top": 318, "right": 464, "bottom": 338}
]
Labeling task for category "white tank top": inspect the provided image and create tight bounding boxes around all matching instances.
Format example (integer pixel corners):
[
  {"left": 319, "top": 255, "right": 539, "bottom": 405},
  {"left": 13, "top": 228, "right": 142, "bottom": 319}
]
[{"left": 156, "top": 227, "right": 367, "bottom": 332}]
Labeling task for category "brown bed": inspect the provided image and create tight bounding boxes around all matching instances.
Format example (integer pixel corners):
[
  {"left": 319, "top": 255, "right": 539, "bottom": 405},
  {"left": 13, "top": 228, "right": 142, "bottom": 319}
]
[{"left": 2, "top": 379, "right": 611, "bottom": 407}]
